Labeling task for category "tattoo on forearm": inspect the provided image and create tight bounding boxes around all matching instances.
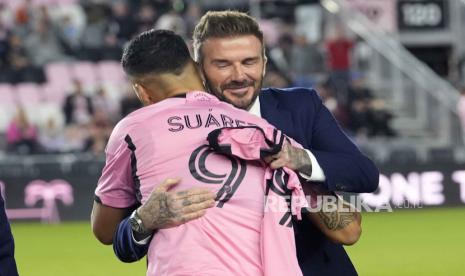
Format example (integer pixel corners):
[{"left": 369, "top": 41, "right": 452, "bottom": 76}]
[
  {"left": 318, "top": 199, "right": 357, "bottom": 231},
  {"left": 292, "top": 147, "right": 312, "bottom": 176}
]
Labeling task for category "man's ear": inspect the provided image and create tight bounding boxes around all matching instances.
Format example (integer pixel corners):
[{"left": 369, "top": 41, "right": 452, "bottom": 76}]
[
  {"left": 262, "top": 55, "right": 268, "bottom": 78},
  {"left": 132, "top": 83, "right": 151, "bottom": 105}
]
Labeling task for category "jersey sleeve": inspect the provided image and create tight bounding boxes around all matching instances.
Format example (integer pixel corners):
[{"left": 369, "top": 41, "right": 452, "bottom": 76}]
[{"left": 94, "top": 122, "right": 137, "bottom": 208}]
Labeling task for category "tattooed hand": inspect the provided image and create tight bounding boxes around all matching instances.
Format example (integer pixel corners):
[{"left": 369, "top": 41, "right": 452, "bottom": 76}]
[
  {"left": 263, "top": 140, "right": 312, "bottom": 176},
  {"left": 137, "top": 178, "right": 216, "bottom": 231}
]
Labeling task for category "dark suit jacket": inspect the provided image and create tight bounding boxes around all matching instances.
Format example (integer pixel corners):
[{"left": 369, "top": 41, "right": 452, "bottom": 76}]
[
  {"left": 112, "top": 88, "right": 379, "bottom": 275},
  {"left": 0, "top": 190, "right": 18, "bottom": 276}
]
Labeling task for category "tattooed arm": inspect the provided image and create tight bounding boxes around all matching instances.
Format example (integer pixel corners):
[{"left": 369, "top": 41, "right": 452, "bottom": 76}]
[
  {"left": 91, "top": 178, "right": 215, "bottom": 245},
  {"left": 303, "top": 186, "right": 362, "bottom": 245}
]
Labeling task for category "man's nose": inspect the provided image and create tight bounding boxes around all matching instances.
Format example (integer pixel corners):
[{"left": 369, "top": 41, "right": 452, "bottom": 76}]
[{"left": 231, "top": 64, "right": 246, "bottom": 81}]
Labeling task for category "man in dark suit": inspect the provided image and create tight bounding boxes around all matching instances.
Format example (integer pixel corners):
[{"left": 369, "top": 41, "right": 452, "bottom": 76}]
[
  {"left": 0, "top": 188, "right": 19, "bottom": 276},
  {"left": 109, "top": 11, "right": 379, "bottom": 275}
]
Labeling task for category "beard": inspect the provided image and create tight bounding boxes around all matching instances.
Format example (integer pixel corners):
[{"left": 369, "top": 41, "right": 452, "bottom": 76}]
[{"left": 203, "top": 75, "right": 263, "bottom": 110}]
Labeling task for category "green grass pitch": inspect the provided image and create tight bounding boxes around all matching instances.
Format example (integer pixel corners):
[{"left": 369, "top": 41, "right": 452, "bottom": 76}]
[{"left": 11, "top": 207, "right": 465, "bottom": 275}]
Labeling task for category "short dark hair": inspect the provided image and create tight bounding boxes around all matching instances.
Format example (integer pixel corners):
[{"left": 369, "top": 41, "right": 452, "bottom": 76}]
[
  {"left": 121, "top": 29, "right": 191, "bottom": 77},
  {"left": 193, "top": 11, "right": 264, "bottom": 62}
]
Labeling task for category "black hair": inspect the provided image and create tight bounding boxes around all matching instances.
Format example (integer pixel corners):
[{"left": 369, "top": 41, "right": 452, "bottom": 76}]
[{"left": 121, "top": 29, "right": 191, "bottom": 77}]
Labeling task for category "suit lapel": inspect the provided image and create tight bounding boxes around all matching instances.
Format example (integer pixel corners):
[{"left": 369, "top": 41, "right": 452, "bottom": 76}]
[{"left": 259, "top": 92, "right": 295, "bottom": 138}]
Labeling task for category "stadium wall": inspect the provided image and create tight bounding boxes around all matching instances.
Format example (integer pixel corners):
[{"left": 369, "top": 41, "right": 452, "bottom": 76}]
[{"left": 0, "top": 156, "right": 464, "bottom": 222}]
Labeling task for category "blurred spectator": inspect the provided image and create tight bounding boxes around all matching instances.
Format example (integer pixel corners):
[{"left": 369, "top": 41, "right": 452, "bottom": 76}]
[
  {"left": 39, "top": 118, "right": 65, "bottom": 154},
  {"left": 120, "top": 87, "right": 142, "bottom": 117},
  {"left": 5, "top": 34, "right": 45, "bottom": 83},
  {"left": 24, "top": 20, "right": 70, "bottom": 66},
  {"left": 347, "top": 74, "right": 396, "bottom": 137},
  {"left": 0, "top": 3, "right": 14, "bottom": 28},
  {"left": 32, "top": 5, "right": 52, "bottom": 27},
  {"left": 318, "top": 83, "right": 338, "bottom": 113},
  {"left": 184, "top": 2, "right": 201, "bottom": 37},
  {"left": 135, "top": 3, "right": 157, "bottom": 33},
  {"left": 352, "top": 37, "right": 372, "bottom": 72},
  {"left": 346, "top": 74, "right": 374, "bottom": 136},
  {"left": 0, "top": 20, "right": 10, "bottom": 67},
  {"left": 6, "top": 107, "right": 38, "bottom": 154},
  {"left": 63, "top": 124, "right": 87, "bottom": 152},
  {"left": 457, "top": 86, "right": 465, "bottom": 146},
  {"left": 84, "top": 110, "right": 112, "bottom": 154},
  {"left": 325, "top": 25, "right": 353, "bottom": 104},
  {"left": 269, "top": 33, "right": 293, "bottom": 79},
  {"left": 14, "top": 0, "right": 32, "bottom": 28},
  {"left": 317, "top": 80, "right": 349, "bottom": 128},
  {"left": 92, "top": 86, "right": 119, "bottom": 122},
  {"left": 51, "top": 3, "right": 86, "bottom": 55},
  {"left": 107, "top": 2, "right": 137, "bottom": 44},
  {"left": 291, "top": 34, "right": 326, "bottom": 86},
  {"left": 155, "top": 9, "right": 186, "bottom": 38},
  {"left": 347, "top": 73, "right": 373, "bottom": 104},
  {"left": 56, "top": 14, "right": 81, "bottom": 54},
  {"left": 63, "top": 80, "right": 94, "bottom": 125},
  {"left": 263, "top": 70, "right": 290, "bottom": 88},
  {"left": 368, "top": 98, "right": 396, "bottom": 137},
  {"left": 347, "top": 100, "right": 370, "bottom": 137},
  {"left": 79, "top": 4, "right": 120, "bottom": 61},
  {"left": 79, "top": 4, "right": 106, "bottom": 57}
]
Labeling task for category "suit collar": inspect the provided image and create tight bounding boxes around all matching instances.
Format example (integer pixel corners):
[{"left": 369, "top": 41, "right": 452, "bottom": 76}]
[{"left": 258, "top": 91, "right": 295, "bottom": 137}]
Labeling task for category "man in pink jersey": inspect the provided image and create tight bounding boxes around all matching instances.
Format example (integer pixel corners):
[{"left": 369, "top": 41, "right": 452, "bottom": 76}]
[
  {"left": 93, "top": 29, "right": 286, "bottom": 275},
  {"left": 92, "top": 29, "right": 362, "bottom": 275}
]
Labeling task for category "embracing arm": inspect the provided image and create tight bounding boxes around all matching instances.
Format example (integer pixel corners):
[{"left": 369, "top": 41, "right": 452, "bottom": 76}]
[
  {"left": 111, "top": 178, "right": 216, "bottom": 262},
  {"left": 305, "top": 192, "right": 362, "bottom": 245},
  {"left": 91, "top": 201, "right": 132, "bottom": 245}
]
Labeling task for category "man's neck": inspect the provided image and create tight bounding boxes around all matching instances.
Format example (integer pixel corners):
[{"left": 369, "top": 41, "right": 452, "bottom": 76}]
[{"left": 164, "top": 85, "right": 205, "bottom": 98}]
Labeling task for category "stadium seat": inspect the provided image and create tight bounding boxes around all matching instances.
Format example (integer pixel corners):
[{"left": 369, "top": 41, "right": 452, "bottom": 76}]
[
  {"left": 0, "top": 84, "right": 15, "bottom": 107},
  {"left": 70, "top": 61, "right": 99, "bottom": 87},
  {"left": 15, "top": 83, "right": 44, "bottom": 107},
  {"left": 0, "top": 85, "right": 17, "bottom": 131},
  {"left": 42, "top": 83, "right": 68, "bottom": 105},
  {"left": 97, "top": 61, "right": 126, "bottom": 85},
  {"left": 45, "top": 62, "right": 73, "bottom": 90}
]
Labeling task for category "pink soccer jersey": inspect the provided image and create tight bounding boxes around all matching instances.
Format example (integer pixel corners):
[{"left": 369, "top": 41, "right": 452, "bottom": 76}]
[{"left": 95, "top": 91, "right": 293, "bottom": 275}]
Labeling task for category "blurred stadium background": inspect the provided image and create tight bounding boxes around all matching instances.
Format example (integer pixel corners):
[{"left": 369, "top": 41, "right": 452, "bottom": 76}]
[{"left": 0, "top": 0, "right": 464, "bottom": 275}]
